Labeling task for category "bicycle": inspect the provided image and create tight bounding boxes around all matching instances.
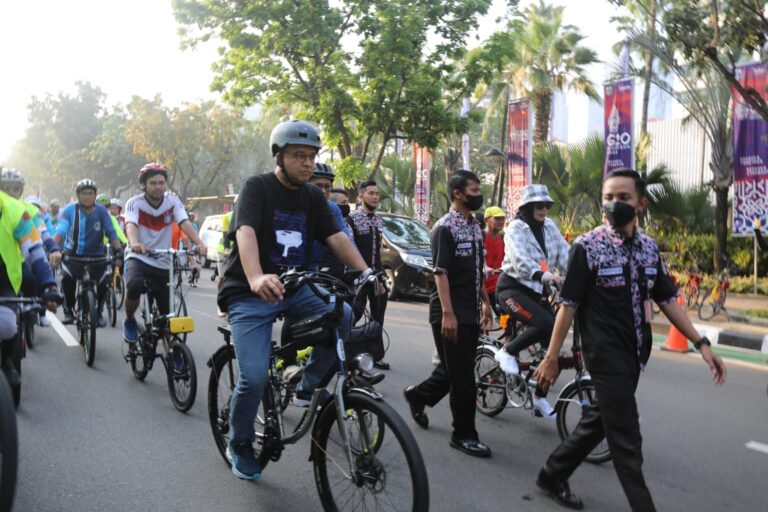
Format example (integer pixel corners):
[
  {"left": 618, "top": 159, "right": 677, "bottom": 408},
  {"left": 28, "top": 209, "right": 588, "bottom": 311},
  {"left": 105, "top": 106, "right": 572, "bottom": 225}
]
[
  {"left": 698, "top": 266, "right": 730, "bottom": 321},
  {"left": 63, "top": 255, "right": 111, "bottom": 367},
  {"left": 683, "top": 266, "right": 702, "bottom": 310},
  {"left": 0, "top": 373, "right": 18, "bottom": 512},
  {"left": 123, "top": 249, "right": 197, "bottom": 413},
  {"left": 207, "top": 270, "right": 429, "bottom": 511},
  {"left": 171, "top": 252, "right": 195, "bottom": 343},
  {"left": 104, "top": 248, "right": 124, "bottom": 328},
  {"left": 474, "top": 322, "right": 611, "bottom": 464}
]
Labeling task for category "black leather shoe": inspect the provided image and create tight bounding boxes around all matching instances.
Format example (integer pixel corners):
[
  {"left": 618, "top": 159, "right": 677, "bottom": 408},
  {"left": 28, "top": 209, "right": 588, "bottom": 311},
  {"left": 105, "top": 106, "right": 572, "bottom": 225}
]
[
  {"left": 536, "top": 469, "right": 584, "bottom": 510},
  {"left": 373, "top": 360, "right": 390, "bottom": 370},
  {"left": 449, "top": 438, "right": 491, "bottom": 458},
  {"left": 403, "top": 386, "right": 428, "bottom": 429}
]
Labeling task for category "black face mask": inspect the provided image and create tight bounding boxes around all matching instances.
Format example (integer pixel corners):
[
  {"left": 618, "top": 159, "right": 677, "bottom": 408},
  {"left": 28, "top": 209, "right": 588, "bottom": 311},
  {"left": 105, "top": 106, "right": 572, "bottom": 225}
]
[
  {"left": 338, "top": 204, "right": 351, "bottom": 218},
  {"left": 603, "top": 201, "right": 636, "bottom": 228},
  {"left": 464, "top": 193, "right": 484, "bottom": 212}
]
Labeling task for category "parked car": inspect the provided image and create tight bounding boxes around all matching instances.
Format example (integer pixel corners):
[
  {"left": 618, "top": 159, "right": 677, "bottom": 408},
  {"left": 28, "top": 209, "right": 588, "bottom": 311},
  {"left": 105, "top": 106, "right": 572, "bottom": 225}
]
[
  {"left": 379, "top": 213, "right": 435, "bottom": 300},
  {"left": 199, "top": 214, "right": 226, "bottom": 267}
]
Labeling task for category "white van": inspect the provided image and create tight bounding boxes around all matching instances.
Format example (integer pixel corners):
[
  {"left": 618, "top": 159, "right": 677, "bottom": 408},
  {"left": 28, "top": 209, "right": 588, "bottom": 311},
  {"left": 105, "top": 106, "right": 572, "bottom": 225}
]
[{"left": 199, "top": 214, "right": 226, "bottom": 267}]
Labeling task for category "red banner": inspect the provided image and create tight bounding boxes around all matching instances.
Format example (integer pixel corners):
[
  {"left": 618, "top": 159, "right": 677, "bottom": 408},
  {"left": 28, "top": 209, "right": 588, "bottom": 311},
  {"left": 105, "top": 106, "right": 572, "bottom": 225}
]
[
  {"left": 732, "top": 62, "right": 768, "bottom": 236},
  {"left": 604, "top": 78, "right": 634, "bottom": 174},
  {"left": 413, "top": 143, "right": 432, "bottom": 224},
  {"left": 506, "top": 99, "right": 531, "bottom": 216}
]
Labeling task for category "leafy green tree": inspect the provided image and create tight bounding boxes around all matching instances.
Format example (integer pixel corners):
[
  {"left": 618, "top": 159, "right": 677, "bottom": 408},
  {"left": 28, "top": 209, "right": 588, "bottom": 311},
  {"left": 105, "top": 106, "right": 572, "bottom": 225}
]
[{"left": 173, "top": 0, "right": 514, "bottom": 182}]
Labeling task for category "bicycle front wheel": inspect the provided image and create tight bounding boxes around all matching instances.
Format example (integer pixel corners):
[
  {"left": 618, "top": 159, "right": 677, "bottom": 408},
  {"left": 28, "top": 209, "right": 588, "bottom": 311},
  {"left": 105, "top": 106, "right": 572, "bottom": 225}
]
[
  {"left": 80, "top": 289, "right": 97, "bottom": 367},
  {"left": 107, "top": 285, "right": 117, "bottom": 327},
  {"left": 166, "top": 337, "right": 197, "bottom": 413},
  {"left": 474, "top": 347, "right": 507, "bottom": 416},
  {"left": 207, "top": 347, "right": 273, "bottom": 471},
  {"left": 0, "top": 374, "right": 18, "bottom": 512},
  {"left": 312, "top": 393, "right": 429, "bottom": 512},
  {"left": 555, "top": 380, "right": 611, "bottom": 464},
  {"left": 115, "top": 274, "right": 126, "bottom": 309},
  {"left": 697, "top": 290, "right": 720, "bottom": 321}
]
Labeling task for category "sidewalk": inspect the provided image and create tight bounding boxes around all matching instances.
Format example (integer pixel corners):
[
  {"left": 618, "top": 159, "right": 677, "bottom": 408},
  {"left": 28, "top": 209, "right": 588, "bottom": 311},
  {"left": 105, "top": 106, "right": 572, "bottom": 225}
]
[{"left": 651, "top": 293, "right": 768, "bottom": 365}]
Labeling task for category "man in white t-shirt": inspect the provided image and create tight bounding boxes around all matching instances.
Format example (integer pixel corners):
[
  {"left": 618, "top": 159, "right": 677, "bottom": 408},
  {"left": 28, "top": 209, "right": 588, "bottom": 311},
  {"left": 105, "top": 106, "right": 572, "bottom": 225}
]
[{"left": 122, "top": 163, "right": 205, "bottom": 343}]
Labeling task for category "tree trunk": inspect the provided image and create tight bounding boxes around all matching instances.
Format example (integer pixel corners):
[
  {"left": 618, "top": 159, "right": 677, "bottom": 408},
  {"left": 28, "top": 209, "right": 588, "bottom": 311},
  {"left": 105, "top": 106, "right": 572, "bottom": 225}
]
[
  {"left": 493, "top": 100, "right": 509, "bottom": 207},
  {"left": 532, "top": 91, "right": 551, "bottom": 146},
  {"left": 713, "top": 185, "right": 728, "bottom": 272}
]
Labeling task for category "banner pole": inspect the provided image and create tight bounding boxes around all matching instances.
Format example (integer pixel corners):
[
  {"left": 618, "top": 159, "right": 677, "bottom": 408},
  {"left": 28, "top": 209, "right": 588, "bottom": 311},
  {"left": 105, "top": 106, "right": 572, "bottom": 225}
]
[{"left": 756, "top": 234, "right": 759, "bottom": 295}]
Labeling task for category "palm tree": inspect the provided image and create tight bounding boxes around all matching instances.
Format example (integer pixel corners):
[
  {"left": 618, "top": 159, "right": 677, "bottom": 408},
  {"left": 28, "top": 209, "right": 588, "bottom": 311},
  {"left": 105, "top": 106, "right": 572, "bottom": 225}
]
[
  {"left": 375, "top": 154, "right": 416, "bottom": 215},
  {"left": 507, "top": 1, "right": 601, "bottom": 145},
  {"left": 627, "top": 30, "right": 733, "bottom": 270}
]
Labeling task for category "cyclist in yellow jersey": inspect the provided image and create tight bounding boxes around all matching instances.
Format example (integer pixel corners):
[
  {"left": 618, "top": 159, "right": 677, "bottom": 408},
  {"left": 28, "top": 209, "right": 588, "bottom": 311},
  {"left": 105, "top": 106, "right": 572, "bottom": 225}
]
[{"left": 97, "top": 194, "right": 128, "bottom": 245}]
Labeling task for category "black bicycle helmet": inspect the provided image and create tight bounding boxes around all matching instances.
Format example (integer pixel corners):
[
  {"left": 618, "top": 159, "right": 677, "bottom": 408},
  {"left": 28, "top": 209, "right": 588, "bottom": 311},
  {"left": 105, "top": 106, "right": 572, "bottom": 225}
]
[
  {"left": 312, "top": 162, "right": 335, "bottom": 180},
  {"left": 269, "top": 120, "right": 322, "bottom": 156}
]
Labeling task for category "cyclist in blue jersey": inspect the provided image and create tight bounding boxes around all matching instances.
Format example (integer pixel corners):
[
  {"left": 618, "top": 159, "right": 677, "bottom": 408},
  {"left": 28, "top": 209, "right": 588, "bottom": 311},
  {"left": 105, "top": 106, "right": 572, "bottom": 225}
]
[{"left": 54, "top": 179, "right": 122, "bottom": 327}]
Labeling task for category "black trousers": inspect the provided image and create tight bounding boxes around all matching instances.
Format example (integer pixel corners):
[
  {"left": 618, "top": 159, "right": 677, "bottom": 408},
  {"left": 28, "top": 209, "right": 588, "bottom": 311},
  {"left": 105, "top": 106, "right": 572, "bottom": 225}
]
[
  {"left": 410, "top": 323, "right": 480, "bottom": 441},
  {"left": 496, "top": 286, "right": 554, "bottom": 356},
  {"left": 544, "top": 370, "right": 656, "bottom": 512},
  {"left": 125, "top": 259, "right": 171, "bottom": 315},
  {"left": 61, "top": 260, "right": 108, "bottom": 313},
  {"left": 352, "top": 284, "right": 387, "bottom": 361}
]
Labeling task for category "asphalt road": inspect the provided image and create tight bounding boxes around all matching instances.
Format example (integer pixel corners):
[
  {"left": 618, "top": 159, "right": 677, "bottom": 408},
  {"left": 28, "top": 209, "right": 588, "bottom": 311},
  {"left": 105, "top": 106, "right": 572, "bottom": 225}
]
[{"left": 12, "top": 268, "right": 768, "bottom": 511}]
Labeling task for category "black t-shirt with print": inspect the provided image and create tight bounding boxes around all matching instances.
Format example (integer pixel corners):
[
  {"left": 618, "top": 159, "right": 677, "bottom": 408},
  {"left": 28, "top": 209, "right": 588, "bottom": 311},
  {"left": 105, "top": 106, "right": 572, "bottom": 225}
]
[
  {"left": 217, "top": 173, "right": 339, "bottom": 310},
  {"left": 428, "top": 209, "right": 484, "bottom": 325}
]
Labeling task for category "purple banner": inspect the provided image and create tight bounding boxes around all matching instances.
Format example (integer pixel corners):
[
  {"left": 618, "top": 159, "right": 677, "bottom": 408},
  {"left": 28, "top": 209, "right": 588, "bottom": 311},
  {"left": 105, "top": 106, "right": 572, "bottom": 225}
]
[
  {"left": 505, "top": 98, "right": 531, "bottom": 216},
  {"left": 604, "top": 78, "right": 633, "bottom": 174},
  {"left": 413, "top": 143, "right": 431, "bottom": 224},
  {"left": 732, "top": 62, "right": 768, "bottom": 236}
]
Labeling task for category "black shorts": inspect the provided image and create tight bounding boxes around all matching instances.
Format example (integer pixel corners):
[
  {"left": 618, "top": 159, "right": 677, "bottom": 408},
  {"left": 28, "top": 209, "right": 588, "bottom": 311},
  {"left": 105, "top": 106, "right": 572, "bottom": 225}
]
[{"left": 125, "top": 258, "right": 171, "bottom": 315}]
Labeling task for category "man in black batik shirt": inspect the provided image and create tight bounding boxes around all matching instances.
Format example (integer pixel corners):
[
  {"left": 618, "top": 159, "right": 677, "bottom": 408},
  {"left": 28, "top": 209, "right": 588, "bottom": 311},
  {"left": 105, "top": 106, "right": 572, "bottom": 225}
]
[
  {"left": 404, "top": 170, "right": 495, "bottom": 458},
  {"left": 534, "top": 170, "right": 727, "bottom": 511}
]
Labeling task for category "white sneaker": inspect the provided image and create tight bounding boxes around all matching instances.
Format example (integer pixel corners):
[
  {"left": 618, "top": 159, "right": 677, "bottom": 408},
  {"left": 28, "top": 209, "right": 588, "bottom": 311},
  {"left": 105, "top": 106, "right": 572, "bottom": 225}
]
[
  {"left": 38, "top": 314, "right": 51, "bottom": 327},
  {"left": 431, "top": 351, "right": 441, "bottom": 366},
  {"left": 217, "top": 308, "right": 227, "bottom": 318},
  {"left": 494, "top": 350, "right": 519, "bottom": 375},
  {"left": 533, "top": 396, "right": 556, "bottom": 419}
]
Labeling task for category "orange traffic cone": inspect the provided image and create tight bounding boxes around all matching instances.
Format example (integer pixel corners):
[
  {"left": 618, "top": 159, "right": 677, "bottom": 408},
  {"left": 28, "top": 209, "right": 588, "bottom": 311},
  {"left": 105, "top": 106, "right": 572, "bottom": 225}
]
[{"left": 662, "top": 295, "right": 692, "bottom": 353}]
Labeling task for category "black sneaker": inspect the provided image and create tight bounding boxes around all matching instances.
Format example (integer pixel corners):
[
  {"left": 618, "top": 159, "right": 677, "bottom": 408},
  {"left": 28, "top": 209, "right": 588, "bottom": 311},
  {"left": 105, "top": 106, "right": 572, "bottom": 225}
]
[
  {"left": 62, "top": 309, "right": 75, "bottom": 325},
  {"left": 536, "top": 469, "right": 583, "bottom": 510},
  {"left": 373, "top": 360, "right": 390, "bottom": 370}
]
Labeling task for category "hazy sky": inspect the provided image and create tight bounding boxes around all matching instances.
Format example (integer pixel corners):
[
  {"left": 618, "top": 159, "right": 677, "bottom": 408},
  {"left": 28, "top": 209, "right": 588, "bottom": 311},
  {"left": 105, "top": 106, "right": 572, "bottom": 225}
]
[{"left": 0, "top": 0, "right": 622, "bottom": 161}]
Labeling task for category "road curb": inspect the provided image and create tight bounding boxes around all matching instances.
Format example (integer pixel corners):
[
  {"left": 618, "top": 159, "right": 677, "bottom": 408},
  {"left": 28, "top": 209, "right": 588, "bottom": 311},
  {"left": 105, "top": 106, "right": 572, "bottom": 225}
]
[{"left": 652, "top": 318, "right": 768, "bottom": 357}]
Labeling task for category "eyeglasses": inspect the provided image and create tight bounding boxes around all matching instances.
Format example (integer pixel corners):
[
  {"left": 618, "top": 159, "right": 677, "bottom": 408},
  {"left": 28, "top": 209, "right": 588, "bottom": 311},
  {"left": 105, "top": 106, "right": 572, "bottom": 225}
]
[
  {"left": 533, "top": 202, "right": 553, "bottom": 210},
  {"left": 286, "top": 151, "right": 318, "bottom": 163}
]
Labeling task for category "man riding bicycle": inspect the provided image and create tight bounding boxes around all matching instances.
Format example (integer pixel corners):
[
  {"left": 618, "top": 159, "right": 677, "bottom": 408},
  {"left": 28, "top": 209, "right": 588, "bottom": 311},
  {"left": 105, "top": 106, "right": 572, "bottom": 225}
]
[
  {"left": 122, "top": 163, "right": 204, "bottom": 344},
  {"left": 54, "top": 179, "right": 122, "bottom": 327},
  {"left": 0, "top": 178, "right": 60, "bottom": 386},
  {"left": 217, "top": 120, "right": 371, "bottom": 481},
  {"left": 96, "top": 194, "right": 128, "bottom": 247},
  {"left": 494, "top": 184, "right": 570, "bottom": 418}
]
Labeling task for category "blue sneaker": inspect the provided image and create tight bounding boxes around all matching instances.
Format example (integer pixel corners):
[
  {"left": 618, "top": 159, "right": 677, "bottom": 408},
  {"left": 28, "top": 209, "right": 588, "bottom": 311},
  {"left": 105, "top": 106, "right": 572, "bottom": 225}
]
[
  {"left": 164, "top": 351, "right": 185, "bottom": 373},
  {"left": 227, "top": 442, "right": 262, "bottom": 480},
  {"left": 123, "top": 318, "right": 139, "bottom": 343}
]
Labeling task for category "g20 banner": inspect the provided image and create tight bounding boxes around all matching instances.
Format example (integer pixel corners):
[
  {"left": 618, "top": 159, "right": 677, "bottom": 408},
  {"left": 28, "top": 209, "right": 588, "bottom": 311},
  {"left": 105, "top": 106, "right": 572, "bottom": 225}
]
[
  {"left": 506, "top": 98, "right": 532, "bottom": 216},
  {"left": 732, "top": 62, "right": 768, "bottom": 237},
  {"left": 413, "top": 143, "right": 432, "bottom": 224},
  {"left": 604, "top": 78, "right": 633, "bottom": 174}
]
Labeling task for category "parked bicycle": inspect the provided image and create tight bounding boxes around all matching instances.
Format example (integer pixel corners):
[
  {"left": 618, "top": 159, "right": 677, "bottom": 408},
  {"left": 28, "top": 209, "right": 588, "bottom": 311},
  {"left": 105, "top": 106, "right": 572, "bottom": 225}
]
[
  {"left": 63, "top": 255, "right": 111, "bottom": 367},
  {"left": 0, "top": 373, "right": 18, "bottom": 512},
  {"left": 123, "top": 249, "right": 197, "bottom": 412},
  {"left": 683, "top": 266, "right": 702, "bottom": 310},
  {"left": 207, "top": 269, "right": 429, "bottom": 511},
  {"left": 474, "top": 323, "right": 611, "bottom": 464},
  {"left": 698, "top": 266, "right": 730, "bottom": 321}
]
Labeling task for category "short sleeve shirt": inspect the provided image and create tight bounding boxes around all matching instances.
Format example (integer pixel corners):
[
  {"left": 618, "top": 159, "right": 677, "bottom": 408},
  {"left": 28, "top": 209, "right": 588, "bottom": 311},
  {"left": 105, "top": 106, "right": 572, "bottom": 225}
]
[
  {"left": 559, "top": 225, "right": 678, "bottom": 373},
  {"left": 124, "top": 193, "right": 188, "bottom": 269},
  {"left": 429, "top": 208, "right": 484, "bottom": 325},
  {"left": 217, "top": 173, "right": 339, "bottom": 309}
]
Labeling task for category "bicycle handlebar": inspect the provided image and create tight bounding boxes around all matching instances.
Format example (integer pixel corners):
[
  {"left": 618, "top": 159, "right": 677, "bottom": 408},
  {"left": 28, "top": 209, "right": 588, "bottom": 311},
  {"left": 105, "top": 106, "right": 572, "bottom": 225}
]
[
  {"left": 279, "top": 269, "right": 382, "bottom": 303},
  {"left": 62, "top": 255, "right": 112, "bottom": 265}
]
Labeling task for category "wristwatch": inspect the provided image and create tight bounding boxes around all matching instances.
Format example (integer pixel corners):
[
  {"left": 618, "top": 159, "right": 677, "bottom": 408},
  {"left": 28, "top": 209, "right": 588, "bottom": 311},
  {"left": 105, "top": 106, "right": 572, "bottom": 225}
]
[{"left": 693, "top": 336, "right": 712, "bottom": 351}]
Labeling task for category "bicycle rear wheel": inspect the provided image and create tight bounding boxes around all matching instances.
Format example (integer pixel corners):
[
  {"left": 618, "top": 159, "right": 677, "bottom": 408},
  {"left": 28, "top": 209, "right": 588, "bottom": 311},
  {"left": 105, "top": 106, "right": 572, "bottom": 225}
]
[
  {"left": 80, "top": 290, "right": 97, "bottom": 367},
  {"left": 685, "top": 284, "right": 700, "bottom": 309},
  {"left": 555, "top": 380, "right": 611, "bottom": 464},
  {"left": 166, "top": 336, "right": 197, "bottom": 413},
  {"left": 474, "top": 347, "right": 507, "bottom": 416},
  {"left": 107, "top": 286, "right": 117, "bottom": 327},
  {"left": 207, "top": 347, "right": 273, "bottom": 470},
  {"left": 0, "top": 374, "right": 18, "bottom": 512},
  {"left": 312, "top": 393, "right": 429, "bottom": 512},
  {"left": 115, "top": 274, "right": 126, "bottom": 310}
]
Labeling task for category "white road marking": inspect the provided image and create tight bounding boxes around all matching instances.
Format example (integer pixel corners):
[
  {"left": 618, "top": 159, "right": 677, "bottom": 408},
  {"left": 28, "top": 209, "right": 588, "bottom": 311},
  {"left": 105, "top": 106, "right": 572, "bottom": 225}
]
[
  {"left": 746, "top": 441, "right": 768, "bottom": 456},
  {"left": 189, "top": 307, "right": 222, "bottom": 321},
  {"left": 46, "top": 311, "right": 80, "bottom": 347}
]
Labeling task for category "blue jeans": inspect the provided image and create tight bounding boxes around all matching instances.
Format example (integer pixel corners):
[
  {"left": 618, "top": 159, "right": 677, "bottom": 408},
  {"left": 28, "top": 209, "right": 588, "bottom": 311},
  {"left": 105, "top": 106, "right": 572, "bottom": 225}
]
[{"left": 227, "top": 285, "right": 353, "bottom": 445}]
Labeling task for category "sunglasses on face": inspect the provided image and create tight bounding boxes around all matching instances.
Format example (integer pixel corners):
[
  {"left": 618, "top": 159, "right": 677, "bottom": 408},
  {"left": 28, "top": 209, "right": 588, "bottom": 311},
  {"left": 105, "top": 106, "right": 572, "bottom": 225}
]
[{"left": 534, "top": 202, "right": 553, "bottom": 210}]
